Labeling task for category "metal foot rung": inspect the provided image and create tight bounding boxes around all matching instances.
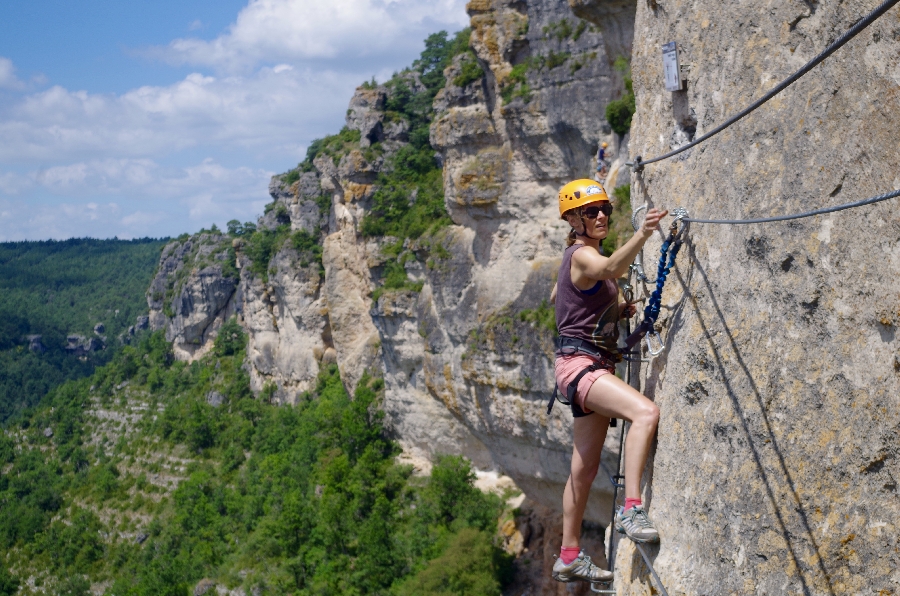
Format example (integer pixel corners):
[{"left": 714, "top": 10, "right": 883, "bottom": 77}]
[{"left": 590, "top": 587, "right": 616, "bottom": 594}]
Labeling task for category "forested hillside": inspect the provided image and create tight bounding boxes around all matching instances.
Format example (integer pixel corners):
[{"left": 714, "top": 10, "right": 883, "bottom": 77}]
[
  {"left": 0, "top": 323, "right": 515, "bottom": 595},
  {"left": 0, "top": 28, "right": 528, "bottom": 595},
  {"left": 0, "top": 238, "right": 167, "bottom": 423}
]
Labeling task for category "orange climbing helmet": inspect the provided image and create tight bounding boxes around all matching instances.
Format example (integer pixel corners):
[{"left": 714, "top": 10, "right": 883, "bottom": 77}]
[{"left": 558, "top": 179, "right": 609, "bottom": 218}]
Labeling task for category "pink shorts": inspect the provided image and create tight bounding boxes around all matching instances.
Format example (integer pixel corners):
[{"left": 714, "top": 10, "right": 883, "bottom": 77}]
[{"left": 555, "top": 354, "right": 615, "bottom": 414}]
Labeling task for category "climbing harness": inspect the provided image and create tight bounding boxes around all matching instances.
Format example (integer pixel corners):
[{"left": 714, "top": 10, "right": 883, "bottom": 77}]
[
  {"left": 546, "top": 336, "right": 619, "bottom": 426},
  {"left": 623, "top": 208, "right": 690, "bottom": 356},
  {"left": 627, "top": 0, "right": 900, "bottom": 170}
]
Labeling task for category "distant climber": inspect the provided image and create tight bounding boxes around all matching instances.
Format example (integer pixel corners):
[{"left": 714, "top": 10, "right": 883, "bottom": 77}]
[
  {"left": 549, "top": 179, "right": 668, "bottom": 585},
  {"left": 595, "top": 141, "right": 609, "bottom": 182},
  {"left": 597, "top": 141, "right": 608, "bottom": 164}
]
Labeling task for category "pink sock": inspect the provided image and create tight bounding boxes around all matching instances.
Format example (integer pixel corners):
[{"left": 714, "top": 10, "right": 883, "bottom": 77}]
[
  {"left": 560, "top": 546, "right": 581, "bottom": 565},
  {"left": 624, "top": 498, "right": 642, "bottom": 511}
]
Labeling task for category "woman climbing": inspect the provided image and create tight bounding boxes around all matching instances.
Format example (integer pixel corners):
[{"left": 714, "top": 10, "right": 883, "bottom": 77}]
[
  {"left": 549, "top": 179, "right": 668, "bottom": 584},
  {"left": 594, "top": 141, "right": 609, "bottom": 183}
]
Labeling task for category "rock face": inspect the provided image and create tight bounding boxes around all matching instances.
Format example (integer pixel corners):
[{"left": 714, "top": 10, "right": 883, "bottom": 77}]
[
  {"left": 26, "top": 335, "right": 45, "bottom": 354},
  {"left": 65, "top": 334, "right": 103, "bottom": 356},
  {"left": 411, "top": 0, "right": 630, "bottom": 519},
  {"left": 593, "top": 0, "right": 900, "bottom": 593},
  {"left": 147, "top": 233, "right": 242, "bottom": 361},
  {"left": 567, "top": 0, "right": 636, "bottom": 61}
]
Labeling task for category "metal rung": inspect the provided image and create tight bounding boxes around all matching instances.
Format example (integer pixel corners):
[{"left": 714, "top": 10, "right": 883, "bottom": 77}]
[{"left": 590, "top": 589, "right": 616, "bottom": 594}]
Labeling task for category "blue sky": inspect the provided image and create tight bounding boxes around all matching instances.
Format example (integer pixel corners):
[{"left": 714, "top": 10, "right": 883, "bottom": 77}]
[{"left": 0, "top": 0, "right": 469, "bottom": 240}]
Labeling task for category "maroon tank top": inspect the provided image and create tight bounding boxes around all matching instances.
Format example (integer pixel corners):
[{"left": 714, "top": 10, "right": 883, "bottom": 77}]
[{"left": 556, "top": 244, "right": 621, "bottom": 356}]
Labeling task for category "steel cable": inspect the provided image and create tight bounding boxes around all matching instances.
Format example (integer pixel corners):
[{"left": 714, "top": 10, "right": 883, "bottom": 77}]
[
  {"left": 632, "top": 0, "right": 900, "bottom": 168},
  {"left": 683, "top": 187, "right": 900, "bottom": 224}
]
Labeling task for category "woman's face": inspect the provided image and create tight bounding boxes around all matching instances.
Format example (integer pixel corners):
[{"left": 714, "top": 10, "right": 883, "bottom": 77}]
[{"left": 566, "top": 200, "right": 610, "bottom": 239}]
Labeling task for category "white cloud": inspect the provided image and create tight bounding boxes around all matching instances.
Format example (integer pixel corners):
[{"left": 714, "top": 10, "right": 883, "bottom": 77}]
[
  {"left": 0, "top": 158, "right": 272, "bottom": 240},
  {"left": 0, "top": 171, "right": 31, "bottom": 195},
  {"left": 0, "top": 65, "right": 353, "bottom": 163},
  {"left": 0, "top": 57, "right": 25, "bottom": 90},
  {"left": 0, "top": 0, "right": 473, "bottom": 240},
  {"left": 151, "top": 0, "right": 470, "bottom": 72}
]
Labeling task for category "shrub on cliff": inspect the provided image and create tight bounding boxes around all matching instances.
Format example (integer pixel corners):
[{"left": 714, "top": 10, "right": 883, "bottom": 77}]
[
  {"left": 361, "top": 148, "right": 448, "bottom": 240},
  {"left": 213, "top": 317, "right": 246, "bottom": 358},
  {"left": 453, "top": 53, "right": 484, "bottom": 88},
  {"left": 606, "top": 57, "right": 635, "bottom": 135}
]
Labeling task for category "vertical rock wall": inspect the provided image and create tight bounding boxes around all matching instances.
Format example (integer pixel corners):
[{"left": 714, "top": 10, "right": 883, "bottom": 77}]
[
  {"left": 607, "top": 0, "right": 900, "bottom": 593},
  {"left": 402, "top": 0, "right": 627, "bottom": 520}
]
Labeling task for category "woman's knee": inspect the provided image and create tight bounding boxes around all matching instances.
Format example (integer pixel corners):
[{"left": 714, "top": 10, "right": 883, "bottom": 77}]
[
  {"left": 634, "top": 401, "right": 660, "bottom": 429},
  {"left": 571, "top": 463, "right": 600, "bottom": 486}
]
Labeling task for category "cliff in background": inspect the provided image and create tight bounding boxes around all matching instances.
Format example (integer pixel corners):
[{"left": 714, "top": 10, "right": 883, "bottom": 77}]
[
  {"left": 144, "top": 0, "right": 900, "bottom": 592},
  {"left": 148, "top": 0, "right": 634, "bottom": 537}
]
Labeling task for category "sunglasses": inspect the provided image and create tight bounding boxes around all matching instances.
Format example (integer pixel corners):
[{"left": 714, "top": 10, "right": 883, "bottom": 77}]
[{"left": 583, "top": 204, "right": 613, "bottom": 219}]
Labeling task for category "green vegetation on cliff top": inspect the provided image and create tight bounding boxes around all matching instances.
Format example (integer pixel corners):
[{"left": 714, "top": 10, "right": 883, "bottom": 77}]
[{"left": 250, "top": 30, "right": 472, "bottom": 297}]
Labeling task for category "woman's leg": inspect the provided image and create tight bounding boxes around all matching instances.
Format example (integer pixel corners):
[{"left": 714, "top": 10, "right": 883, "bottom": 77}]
[
  {"left": 562, "top": 411, "right": 610, "bottom": 547},
  {"left": 582, "top": 374, "right": 659, "bottom": 501}
]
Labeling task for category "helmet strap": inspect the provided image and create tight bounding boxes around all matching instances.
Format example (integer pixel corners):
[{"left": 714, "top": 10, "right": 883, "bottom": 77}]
[{"left": 573, "top": 216, "right": 594, "bottom": 240}]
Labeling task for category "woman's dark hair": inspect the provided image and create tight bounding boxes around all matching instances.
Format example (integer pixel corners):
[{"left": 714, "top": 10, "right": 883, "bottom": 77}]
[{"left": 564, "top": 206, "right": 583, "bottom": 246}]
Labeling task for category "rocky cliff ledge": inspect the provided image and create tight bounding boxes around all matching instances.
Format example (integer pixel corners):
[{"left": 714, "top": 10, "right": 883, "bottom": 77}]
[{"left": 607, "top": 0, "right": 900, "bottom": 593}]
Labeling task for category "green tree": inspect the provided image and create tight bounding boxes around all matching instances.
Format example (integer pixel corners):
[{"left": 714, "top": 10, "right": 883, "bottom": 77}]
[
  {"left": 0, "top": 563, "right": 19, "bottom": 596},
  {"left": 396, "top": 529, "right": 508, "bottom": 596}
]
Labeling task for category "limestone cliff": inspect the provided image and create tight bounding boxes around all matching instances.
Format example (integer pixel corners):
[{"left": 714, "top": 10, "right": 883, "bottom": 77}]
[
  {"left": 146, "top": 0, "right": 636, "bottom": 537},
  {"left": 581, "top": 0, "right": 900, "bottom": 593}
]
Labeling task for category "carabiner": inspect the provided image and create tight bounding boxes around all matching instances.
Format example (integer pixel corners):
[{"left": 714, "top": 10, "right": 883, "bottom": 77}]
[
  {"left": 631, "top": 204, "right": 647, "bottom": 232},
  {"left": 645, "top": 328, "right": 665, "bottom": 356}
]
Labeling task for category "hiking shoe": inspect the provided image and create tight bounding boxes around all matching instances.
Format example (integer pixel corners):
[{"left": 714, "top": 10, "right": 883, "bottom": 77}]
[
  {"left": 551, "top": 551, "right": 613, "bottom": 584},
  {"left": 615, "top": 505, "right": 660, "bottom": 543}
]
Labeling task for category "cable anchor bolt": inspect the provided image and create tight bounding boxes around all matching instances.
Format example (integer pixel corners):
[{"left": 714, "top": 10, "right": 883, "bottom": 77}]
[{"left": 670, "top": 207, "right": 691, "bottom": 240}]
